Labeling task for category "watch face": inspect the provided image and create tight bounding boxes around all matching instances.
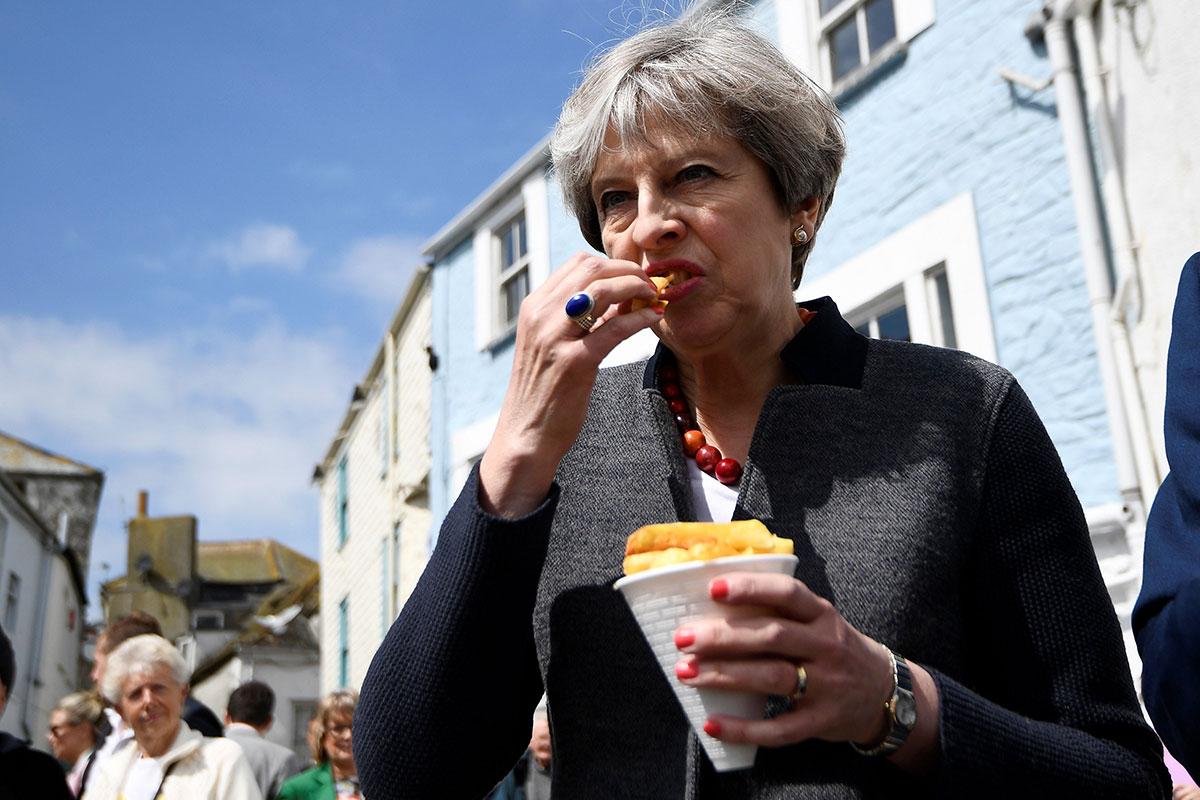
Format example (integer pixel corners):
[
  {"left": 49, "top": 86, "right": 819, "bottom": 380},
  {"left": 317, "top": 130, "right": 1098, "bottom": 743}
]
[{"left": 896, "top": 691, "right": 917, "bottom": 729}]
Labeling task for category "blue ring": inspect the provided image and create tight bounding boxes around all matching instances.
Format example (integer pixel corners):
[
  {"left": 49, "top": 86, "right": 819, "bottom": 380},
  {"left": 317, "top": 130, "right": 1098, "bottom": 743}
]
[{"left": 564, "top": 292, "right": 595, "bottom": 320}]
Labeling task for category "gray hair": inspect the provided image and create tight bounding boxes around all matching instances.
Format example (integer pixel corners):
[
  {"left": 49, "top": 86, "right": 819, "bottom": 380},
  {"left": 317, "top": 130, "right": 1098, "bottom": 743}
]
[
  {"left": 551, "top": 5, "right": 846, "bottom": 287},
  {"left": 100, "top": 634, "right": 189, "bottom": 706}
]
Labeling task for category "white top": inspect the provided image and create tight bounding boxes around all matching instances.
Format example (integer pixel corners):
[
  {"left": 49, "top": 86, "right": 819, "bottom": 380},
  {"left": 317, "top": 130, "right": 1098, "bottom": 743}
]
[
  {"left": 686, "top": 459, "right": 738, "bottom": 523},
  {"left": 91, "top": 707, "right": 135, "bottom": 785},
  {"left": 119, "top": 754, "right": 165, "bottom": 800}
]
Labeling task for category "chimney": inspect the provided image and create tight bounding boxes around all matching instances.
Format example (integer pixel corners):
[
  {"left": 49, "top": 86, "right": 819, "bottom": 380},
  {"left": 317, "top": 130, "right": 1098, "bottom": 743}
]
[{"left": 137, "top": 490, "right": 148, "bottom": 518}]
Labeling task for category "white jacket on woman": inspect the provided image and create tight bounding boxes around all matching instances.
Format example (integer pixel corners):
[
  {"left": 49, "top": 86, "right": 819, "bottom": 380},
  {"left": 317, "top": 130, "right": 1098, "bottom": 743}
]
[{"left": 87, "top": 722, "right": 262, "bottom": 800}]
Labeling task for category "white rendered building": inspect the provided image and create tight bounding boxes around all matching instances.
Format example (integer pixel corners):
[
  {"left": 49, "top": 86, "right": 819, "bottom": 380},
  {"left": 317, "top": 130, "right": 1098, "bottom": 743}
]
[{"left": 315, "top": 267, "right": 433, "bottom": 693}]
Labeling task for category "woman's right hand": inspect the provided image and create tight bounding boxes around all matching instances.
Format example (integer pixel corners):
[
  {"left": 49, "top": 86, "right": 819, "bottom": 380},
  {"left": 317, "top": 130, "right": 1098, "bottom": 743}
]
[{"left": 478, "top": 252, "right": 662, "bottom": 517}]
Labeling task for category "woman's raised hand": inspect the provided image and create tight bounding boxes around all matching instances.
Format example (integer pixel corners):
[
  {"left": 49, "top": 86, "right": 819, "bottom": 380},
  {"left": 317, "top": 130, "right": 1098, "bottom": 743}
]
[
  {"left": 672, "top": 572, "right": 940, "bottom": 772},
  {"left": 478, "top": 253, "right": 662, "bottom": 517}
]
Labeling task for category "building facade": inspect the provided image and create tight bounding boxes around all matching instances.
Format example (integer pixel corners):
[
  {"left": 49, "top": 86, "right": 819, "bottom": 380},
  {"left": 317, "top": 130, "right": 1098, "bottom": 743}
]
[
  {"left": 0, "top": 432, "right": 97, "bottom": 748},
  {"left": 315, "top": 267, "right": 433, "bottom": 692},
  {"left": 101, "top": 496, "right": 321, "bottom": 757},
  {"left": 420, "top": 0, "right": 1200, "bottom": 685}
]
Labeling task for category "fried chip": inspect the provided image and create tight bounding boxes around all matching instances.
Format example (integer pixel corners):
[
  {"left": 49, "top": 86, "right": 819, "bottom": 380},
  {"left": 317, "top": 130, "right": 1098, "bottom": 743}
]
[{"left": 622, "top": 520, "right": 793, "bottom": 575}]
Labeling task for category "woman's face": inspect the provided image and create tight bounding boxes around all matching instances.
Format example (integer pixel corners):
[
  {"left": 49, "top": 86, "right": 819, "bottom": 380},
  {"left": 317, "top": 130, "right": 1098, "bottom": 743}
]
[
  {"left": 322, "top": 710, "right": 355, "bottom": 768},
  {"left": 117, "top": 663, "right": 186, "bottom": 749},
  {"left": 47, "top": 709, "right": 93, "bottom": 763},
  {"left": 591, "top": 122, "right": 816, "bottom": 356}
]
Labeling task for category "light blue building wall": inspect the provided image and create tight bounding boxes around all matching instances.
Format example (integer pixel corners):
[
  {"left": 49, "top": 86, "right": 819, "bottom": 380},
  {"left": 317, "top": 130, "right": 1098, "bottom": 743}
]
[
  {"left": 428, "top": 0, "right": 1121, "bottom": 528},
  {"left": 765, "top": 0, "right": 1119, "bottom": 507}
]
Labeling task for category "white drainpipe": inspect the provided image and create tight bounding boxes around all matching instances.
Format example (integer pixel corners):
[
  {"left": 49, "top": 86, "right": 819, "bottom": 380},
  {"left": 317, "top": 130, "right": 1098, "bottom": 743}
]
[
  {"left": 1070, "top": 6, "right": 1165, "bottom": 514},
  {"left": 1042, "top": 0, "right": 1146, "bottom": 523}
]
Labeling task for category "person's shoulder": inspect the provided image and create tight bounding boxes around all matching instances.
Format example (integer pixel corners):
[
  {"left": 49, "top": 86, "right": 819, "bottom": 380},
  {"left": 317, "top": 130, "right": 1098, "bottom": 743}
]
[
  {"left": 867, "top": 338, "right": 1013, "bottom": 395},
  {"left": 0, "top": 742, "right": 73, "bottom": 798},
  {"left": 278, "top": 763, "right": 329, "bottom": 795},
  {"left": 198, "top": 734, "right": 254, "bottom": 765}
]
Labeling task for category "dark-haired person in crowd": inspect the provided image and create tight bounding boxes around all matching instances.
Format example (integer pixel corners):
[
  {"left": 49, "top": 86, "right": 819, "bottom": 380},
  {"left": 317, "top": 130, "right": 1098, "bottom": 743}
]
[
  {"left": 47, "top": 691, "right": 105, "bottom": 798},
  {"left": 225, "top": 680, "right": 307, "bottom": 799},
  {"left": 354, "top": 8, "right": 1168, "bottom": 799},
  {"left": 1135, "top": 252, "right": 1200, "bottom": 784},
  {"left": 0, "top": 623, "right": 73, "bottom": 800}
]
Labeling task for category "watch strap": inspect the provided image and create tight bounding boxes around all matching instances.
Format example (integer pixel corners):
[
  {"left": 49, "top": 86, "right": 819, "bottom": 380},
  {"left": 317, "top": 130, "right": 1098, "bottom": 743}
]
[{"left": 850, "top": 647, "right": 916, "bottom": 757}]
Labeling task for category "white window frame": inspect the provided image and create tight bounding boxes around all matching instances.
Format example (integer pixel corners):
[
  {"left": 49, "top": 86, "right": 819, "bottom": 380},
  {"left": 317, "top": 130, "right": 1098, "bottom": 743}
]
[
  {"left": 472, "top": 170, "right": 551, "bottom": 350},
  {"left": 798, "top": 192, "right": 997, "bottom": 362},
  {"left": 774, "top": 0, "right": 935, "bottom": 93}
]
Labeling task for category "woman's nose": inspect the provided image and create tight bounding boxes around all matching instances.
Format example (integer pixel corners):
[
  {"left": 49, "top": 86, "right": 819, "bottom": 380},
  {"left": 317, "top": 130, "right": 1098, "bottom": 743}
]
[{"left": 631, "top": 191, "right": 685, "bottom": 252}]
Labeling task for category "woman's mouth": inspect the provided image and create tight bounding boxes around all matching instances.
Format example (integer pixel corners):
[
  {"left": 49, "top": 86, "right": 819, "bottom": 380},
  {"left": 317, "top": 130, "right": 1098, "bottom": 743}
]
[{"left": 646, "top": 259, "right": 704, "bottom": 303}]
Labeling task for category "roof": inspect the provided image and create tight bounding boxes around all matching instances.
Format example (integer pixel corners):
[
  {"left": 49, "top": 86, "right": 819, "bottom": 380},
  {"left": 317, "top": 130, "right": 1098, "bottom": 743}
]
[
  {"left": 314, "top": 266, "right": 432, "bottom": 479},
  {"left": 195, "top": 539, "right": 318, "bottom": 585},
  {"left": 0, "top": 430, "right": 101, "bottom": 477},
  {"left": 421, "top": 134, "right": 552, "bottom": 259},
  {"left": 189, "top": 570, "right": 321, "bottom": 686}
]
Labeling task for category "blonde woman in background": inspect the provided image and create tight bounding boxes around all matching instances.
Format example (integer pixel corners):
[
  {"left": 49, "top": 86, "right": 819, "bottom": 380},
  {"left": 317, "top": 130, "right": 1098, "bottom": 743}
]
[
  {"left": 277, "top": 689, "right": 361, "bottom": 800},
  {"left": 47, "top": 691, "right": 104, "bottom": 798}
]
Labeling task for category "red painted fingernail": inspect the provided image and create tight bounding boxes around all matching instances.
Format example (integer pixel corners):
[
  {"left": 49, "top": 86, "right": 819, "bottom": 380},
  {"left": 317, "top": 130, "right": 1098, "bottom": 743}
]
[
  {"left": 703, "top": 719, "right": 721, "bottom": 737},
  {"left": 674, "top": 627, "right": 695, "bottom": 649},
  {"left": 710, "top": 578, "right": 729, "bottom": 600},
  {"left": 675, "top": 659, "right": 698, "bottom": 679}
]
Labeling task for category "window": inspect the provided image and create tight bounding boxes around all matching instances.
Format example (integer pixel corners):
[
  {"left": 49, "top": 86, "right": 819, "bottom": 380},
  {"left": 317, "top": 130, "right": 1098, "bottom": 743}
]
[
  {"left": 796, "top": 194, "right": 996, "bottom": 363},
  {"left": 495, "top": 212, "right": 530, "bottom": 331},
  {"left": 472, "top": 171, "right": 550, "bottom": 350},
  {"left": 379, "top": 537, "right": 389, "bottom": 639},
  {"left": 819, "top": 0, "right": 898, "bottom": 85},
  {"left": 291, "top": 700, "right": 318, "bottom": 757},
  {"left": 338, "top": 596, "right": 350, "bottom": 688},
  {"left": 336, "top": 456, "right": 349, "bottom": 549},
  {"left": 4, "top": 572, "right": 19, "bottom": 631},
  {"left": 391, "top": 522, "right": 402, "bottom": 620},
  {"left": 378, "top": 410, "right": 388, "bottom": 479},
  {"left": 850, "top": 267, "right": 958, "bottom": 347},
  {"left": 853, "top": 291, "right": 911, "bottom": 342},
  {"left": 192, "top": 610, "right": 224, "bottom": 631}
]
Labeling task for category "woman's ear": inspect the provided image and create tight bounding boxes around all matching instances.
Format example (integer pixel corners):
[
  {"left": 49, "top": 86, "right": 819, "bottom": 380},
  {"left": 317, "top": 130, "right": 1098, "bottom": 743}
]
[{"left": 790, "top": 196, "right": 822, "bottom": 233}]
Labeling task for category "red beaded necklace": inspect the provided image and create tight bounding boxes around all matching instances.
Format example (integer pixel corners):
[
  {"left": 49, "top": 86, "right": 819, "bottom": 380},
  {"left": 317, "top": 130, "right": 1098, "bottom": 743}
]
[
  {"left": 658, "top": 362, "right": 744, "bottom": 486},
  {"left": 657, "top": 308, "right": 817, "bottom": 487}
]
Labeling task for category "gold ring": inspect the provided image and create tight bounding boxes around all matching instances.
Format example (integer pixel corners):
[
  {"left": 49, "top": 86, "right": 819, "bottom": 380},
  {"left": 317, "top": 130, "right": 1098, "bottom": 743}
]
[
  {"left": 789, "top": 664, "right": 808, "bottom": 704},
  {"left": 573, "top": 312, "right": 597, "bottom": 333}
]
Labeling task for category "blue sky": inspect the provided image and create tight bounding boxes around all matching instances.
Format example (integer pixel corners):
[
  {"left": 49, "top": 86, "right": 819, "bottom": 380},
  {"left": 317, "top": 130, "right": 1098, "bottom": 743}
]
[{"left": 0, "top": 1, "right": 680, "bottom": 614}]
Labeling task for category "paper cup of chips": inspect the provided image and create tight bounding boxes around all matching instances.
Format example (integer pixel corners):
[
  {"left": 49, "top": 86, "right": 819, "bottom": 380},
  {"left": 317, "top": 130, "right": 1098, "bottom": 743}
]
[{"left": 614, "top": 521, "right": 797, "bottom": 772}]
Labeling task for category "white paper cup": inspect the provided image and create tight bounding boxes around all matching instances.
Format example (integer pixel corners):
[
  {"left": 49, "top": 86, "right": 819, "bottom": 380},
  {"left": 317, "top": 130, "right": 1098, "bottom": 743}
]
[{"left": 614, "top": 553, "right": 799, "bottom": 772}]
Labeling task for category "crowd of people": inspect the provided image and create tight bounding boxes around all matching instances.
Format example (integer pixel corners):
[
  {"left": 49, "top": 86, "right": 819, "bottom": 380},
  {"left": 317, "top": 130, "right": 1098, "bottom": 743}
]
[{"left": 0, "top": 610, "right": 370, "bottom": 800}]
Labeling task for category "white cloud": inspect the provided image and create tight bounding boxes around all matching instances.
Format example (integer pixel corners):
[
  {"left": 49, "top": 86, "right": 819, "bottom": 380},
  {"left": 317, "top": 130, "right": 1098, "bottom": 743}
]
[
  {"left": 328, "top": 235, "right": 425, "bottom": 311},
  {"left": 0, "top": 314, "right": 360, "bottom": 610},
  {"left": 211, "top": 223, "right": 310, "bottom": 272}
]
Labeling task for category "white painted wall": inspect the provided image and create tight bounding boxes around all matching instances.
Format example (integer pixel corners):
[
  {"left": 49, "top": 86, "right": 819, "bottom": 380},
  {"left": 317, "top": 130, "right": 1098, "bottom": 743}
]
[
  {"left": 0, "top": 486, "right": 83, "bottom": 751},
  {"left": 1094, "top": 0, "right": 1200, "bottom": 455},
  {"left": 319, "top": 278, "right": 433, "bottom": 694}
]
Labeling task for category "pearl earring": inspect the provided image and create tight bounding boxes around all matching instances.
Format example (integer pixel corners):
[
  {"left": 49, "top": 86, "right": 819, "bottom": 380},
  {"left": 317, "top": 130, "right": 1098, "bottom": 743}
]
[{"left": 792, "top": 227, "right": 809, "bottom": 246}]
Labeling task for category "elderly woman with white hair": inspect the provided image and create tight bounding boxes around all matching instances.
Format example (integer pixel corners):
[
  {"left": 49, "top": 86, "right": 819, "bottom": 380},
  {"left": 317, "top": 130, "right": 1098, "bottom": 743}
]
[
  {"left": 356, "top": 8, "right": 1167, "bottom": 799},
  {"left": 87, "top": 634, "right": 261, "bottom": 800}
]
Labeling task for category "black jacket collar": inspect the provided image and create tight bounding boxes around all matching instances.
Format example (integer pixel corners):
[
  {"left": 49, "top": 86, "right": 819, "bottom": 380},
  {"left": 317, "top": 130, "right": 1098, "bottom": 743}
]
[{"left": 642, "top": 296, "right": 867, "bottom": 390}]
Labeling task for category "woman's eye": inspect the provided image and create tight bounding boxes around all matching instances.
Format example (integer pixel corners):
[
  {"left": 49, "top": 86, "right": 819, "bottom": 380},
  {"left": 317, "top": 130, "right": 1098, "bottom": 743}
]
[
  {"left": 678, "top": 164, "right": 714, "bottom": 182},
  {"left": 599, "top": 190, "right": 630, "bottom": 212}
]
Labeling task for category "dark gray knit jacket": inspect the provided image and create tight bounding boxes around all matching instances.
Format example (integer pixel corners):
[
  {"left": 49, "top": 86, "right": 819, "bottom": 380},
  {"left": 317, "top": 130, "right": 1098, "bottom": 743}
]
[{"left": 356, "top": 298, "right": 1169, "bottom": 799}]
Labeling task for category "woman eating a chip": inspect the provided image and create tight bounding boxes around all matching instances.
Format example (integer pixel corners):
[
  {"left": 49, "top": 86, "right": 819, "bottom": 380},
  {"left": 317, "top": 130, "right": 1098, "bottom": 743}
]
[{"left": 356, "top": 9, "right": 1168, "bottom": 798}]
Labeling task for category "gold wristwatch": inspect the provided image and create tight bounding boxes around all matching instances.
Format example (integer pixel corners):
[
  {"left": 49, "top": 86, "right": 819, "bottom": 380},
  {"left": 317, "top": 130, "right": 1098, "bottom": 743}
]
[{"left": 851, "top": 647, "right": 917, "bottom": 757}]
